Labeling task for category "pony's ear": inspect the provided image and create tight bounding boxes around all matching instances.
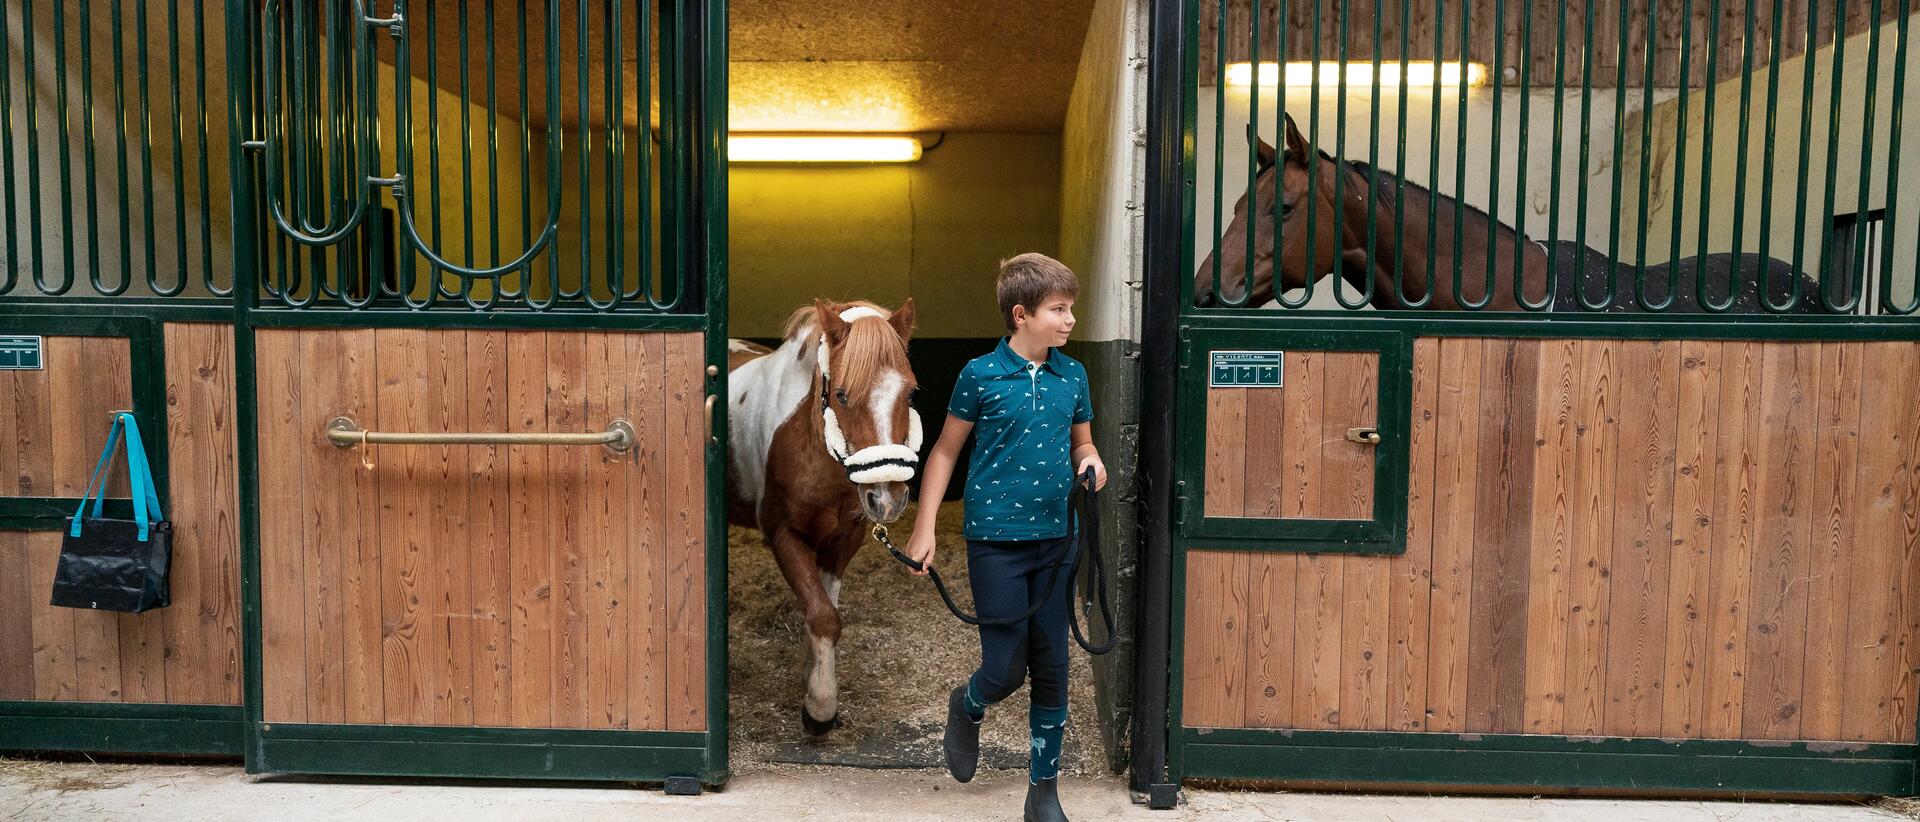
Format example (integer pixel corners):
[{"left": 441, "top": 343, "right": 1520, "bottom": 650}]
[
  {"left": 888, "top": 297, "right": 917, "bottom": 342},
  {"left": 1282, "top": 113, "right": 1310, "bottom": 165},
  {"left": 814, "top": 298, "right": 850, "bottom": 345}
]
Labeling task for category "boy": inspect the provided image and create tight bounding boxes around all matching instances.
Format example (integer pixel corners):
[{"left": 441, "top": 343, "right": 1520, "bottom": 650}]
[{"left": 905, "top": 252, "right": 1107, "bottom": 822}]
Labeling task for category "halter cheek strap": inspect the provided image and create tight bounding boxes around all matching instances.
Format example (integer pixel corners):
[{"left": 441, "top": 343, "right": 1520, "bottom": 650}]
[{"left": 817, "top": 329, "right": 922, "bottom": 484}]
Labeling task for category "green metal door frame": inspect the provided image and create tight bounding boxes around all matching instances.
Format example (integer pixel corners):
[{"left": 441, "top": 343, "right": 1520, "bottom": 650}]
[{"left": 221, "top": 0, "right": 732, "bottom": 788}]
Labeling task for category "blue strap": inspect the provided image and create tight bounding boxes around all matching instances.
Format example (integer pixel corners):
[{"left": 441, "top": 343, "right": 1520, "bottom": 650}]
[{"left": 68, "top": 413, "right": 164, "bottom": 541}]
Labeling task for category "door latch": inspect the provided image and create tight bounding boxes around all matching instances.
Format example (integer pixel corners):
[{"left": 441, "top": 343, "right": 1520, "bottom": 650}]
[{"left": 1346, "top": 427, "right": 1381, "bottom": 445}]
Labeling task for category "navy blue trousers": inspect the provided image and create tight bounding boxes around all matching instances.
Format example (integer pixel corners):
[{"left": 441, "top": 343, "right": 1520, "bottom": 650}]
[{"left": 964, "top": 536, "right": 1073, "bottom": 710}]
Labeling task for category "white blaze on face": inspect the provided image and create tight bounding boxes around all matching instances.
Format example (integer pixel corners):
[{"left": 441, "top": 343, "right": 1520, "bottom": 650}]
[{"left": 868, "top": 370, "right": 903, "bottom": 445}]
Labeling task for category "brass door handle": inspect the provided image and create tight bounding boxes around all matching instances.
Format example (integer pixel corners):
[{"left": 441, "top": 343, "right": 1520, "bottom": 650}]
[
  {"left": 705, "top": 394, "right": 718, "bottom": 444},
  {"left": 1346, "top": 427, "right": 1381, "bottom": 445}
]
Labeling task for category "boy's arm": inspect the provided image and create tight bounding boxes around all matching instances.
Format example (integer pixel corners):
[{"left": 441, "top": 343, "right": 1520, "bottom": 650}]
[
  {"left": 904, "top": 414, "right": 971, "bottom": 574},
  {"left": 1071, "top": 422, "right": 1107, "bottom": 490}
]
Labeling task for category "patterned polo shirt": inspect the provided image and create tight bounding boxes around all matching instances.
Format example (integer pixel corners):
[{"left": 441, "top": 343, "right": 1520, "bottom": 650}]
[{"left": 947, "top": 337, "right": 1094, "bottom": 541}]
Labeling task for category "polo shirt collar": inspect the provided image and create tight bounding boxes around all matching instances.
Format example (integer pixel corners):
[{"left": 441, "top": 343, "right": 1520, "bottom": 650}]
[{"left": 991, "top": 337, "right": 1067, "bottom": 377}]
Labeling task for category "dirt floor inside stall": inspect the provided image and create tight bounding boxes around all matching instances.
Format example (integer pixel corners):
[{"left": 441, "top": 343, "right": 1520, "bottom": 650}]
[{"left": 727, "top": 500, "right": 1106, "bottom": 776}]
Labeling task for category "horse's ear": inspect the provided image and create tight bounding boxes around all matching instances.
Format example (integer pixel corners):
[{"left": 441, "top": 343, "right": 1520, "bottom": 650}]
[
  {"left": 1282, "top": 113, "right": 1309, "bottom": 165},
  {"left": 888, "top": 297, "right": 917, "bottom": 342},
  {"left": 814, "top": 298, "right": 850, "bottom": 345},
  {"left": 1253, "top": 134, "right": 1278, "bottom": 173}
]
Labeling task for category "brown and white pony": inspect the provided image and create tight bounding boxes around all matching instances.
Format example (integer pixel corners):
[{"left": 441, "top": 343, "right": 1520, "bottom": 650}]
[
  {"left": 726, "top": 298, "right": 921, "bottom": 735},
  {"left": 1194, "top": 112, "right": 1833, "bottom": 314}
]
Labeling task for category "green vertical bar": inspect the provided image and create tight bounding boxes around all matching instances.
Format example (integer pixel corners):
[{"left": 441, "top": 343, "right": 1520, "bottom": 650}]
[
  {"left": 1695, "top": 0, "right": 1730, "bottom": 311},
  {"left": 641, "top": 0, "right": 658, "bottom": 308},
  {"left": 1756, "top": 0, "right": 1792, "bottom": 309},
  {"left": 486, "top": 0, "right": 501, "bottom": 282},
  {"left": 1332, "top": 0, "right": 1363, "bottom": 309},
  {"left": 1421, "top": 0, "right": 1444, "bottom": 309},
  {"left": 1449, "top": 0, "right": 1468, "bottom": 308},
  {"left": 167, "top": 0, "right": 192, "bottom": 296},
  {"left": 1879, "top": 0, "right": 1911, "bottom": 314},
  {"left": 1243, "top": 0, "right": 1261, "bottom": 310},
  {"left": 80, "top": 0, "right": 106, "bottom": 295},
  {"left": 1544, "top": 0, "right": 1571, "bottom": 311},
  {"left": 1479, "top": 0, "right": 1504, "bottom": 311},
  {"left": 1812, "top": 0, "right": 1849, "bottom": 311},
  {"left": 576, "top": 0, "right": 594, "bottom": 303},
  {"left": 1208, "top": 0, "right": 1226, "bottom": 306},
  {"left": 460, "top": 0, "right": 479, "bottom": 305},
  {"left": 223, "top": 0, "right": 266, "bottom": 778},
  {"left": 1389, "top": 0, "right": 1410, "bottom": 306},
  {"left": 1630, "top": 0, "right": 1659, "bottom": 310},
  {"left": 1720, "top": 0, "right": 1756, "bottom": 312},
  {"left": 426, "top": 0, "right": 445, "bottom": 304},
  {"left": 108, "top": 0, "right": 135, "bottom": 295},
  {"left": 1301, "top": 0, "right": 1322, "bottom": 308},
  {"left": 1785, "top": 0, "right": 1824, "bottom": 312},
  {"left": 1841, "top": 0, "right": 1884, "bottom": 314},
  {"left": 51, "top": 0, "right": 77, "bottom": 294},
  {"left": 1573, "top": 0, "right": 1602, "bottom": 309},
  {"left": 0, "top": 0, "right": 16, "bottom": 294},
  {"left": 1604, "top": 0, "right": 1631, "bottom": 311},
  {"left": 606, "top": 0, "right": 626, "bottom": 310},
  {"left": 519, "top": 0, "right": 537, "bottom": 304},
  {"left": 1359, "top": 0, "right": 1383, "bottom": 311},
  {"left": 20, "top": 0, "right": 49, "bottom": 294},
  {"left": 135, "top": 0, "right": 166, "bottom": 295},
  {"left": 1513, "top": 0, "right": 1540, "bottom": 310},
  {"left": 194, "top": 0, "right": 220, "bottom": 296},
  {"left": 1667, "top": 0, "right": 1697, "bottom": 310}
]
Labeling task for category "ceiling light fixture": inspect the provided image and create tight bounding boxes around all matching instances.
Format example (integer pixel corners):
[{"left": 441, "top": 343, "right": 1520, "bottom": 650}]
[
  {"left": 1224, "top": 60, "right": 1489, "bottom": 89},
  {"left": 727, "top": 134, "right": 924, "bottom": 164}
]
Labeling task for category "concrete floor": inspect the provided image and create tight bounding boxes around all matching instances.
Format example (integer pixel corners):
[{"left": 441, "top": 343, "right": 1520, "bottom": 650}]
[{"left": 1, "top": 760, "right": 1912, "bottom": 821}]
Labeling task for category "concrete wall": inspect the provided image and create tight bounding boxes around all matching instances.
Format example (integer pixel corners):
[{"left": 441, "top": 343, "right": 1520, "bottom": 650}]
[
  {"left": 1630, "top": 12, "right": 1920, "bottom": 309},
  {"left": 1058, "top": 0, "right": 1148, "bottom": 775}
]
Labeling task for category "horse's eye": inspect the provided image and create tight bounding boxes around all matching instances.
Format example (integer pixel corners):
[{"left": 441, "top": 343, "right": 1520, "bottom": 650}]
[
  {"left": 1280, "top": 199, "right": 1296, "bottom": 219},
  {"left": 834, "top": 388, "right": 850, "bottom": 407}
]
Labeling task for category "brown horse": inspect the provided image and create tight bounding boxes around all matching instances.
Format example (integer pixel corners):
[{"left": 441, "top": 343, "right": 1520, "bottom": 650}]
[
  {"left": 726, "top": 298, "right": 921, "bottom": 735},
  {"left": 1195, "top": 113, "right": 1833, "bottom": 314}
]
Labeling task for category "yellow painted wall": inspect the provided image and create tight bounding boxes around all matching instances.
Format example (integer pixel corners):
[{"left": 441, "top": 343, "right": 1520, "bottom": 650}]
[{"left": 726, "top": 132, "right": 1062, "bottom": 338}]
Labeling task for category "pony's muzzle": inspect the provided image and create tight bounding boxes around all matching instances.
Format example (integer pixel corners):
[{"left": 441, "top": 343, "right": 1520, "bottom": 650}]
[{"left": 861, "top": 483, "right": 910, "bottom": 523}]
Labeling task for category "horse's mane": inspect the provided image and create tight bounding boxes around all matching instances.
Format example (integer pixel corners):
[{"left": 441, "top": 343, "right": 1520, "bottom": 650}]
[
  {"left": 780, "top": 301, "right": 913, "bottom": 401},
  {"left": 1334, "top": 151, "right": 1516, "bottom": 238}
]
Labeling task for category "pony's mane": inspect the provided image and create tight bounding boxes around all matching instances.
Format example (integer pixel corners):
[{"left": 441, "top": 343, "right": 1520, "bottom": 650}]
[{"left": 781, "top": 301, "right": 913, "bottom": 402}]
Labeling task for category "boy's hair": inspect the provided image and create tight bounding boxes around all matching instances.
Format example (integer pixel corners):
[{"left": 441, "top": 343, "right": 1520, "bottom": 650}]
[{"left": 996, "top": 252, "right": 1079, "bottom": 331}]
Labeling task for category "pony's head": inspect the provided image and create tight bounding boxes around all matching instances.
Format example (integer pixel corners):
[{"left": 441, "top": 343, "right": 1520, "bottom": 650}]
[
  {"left": 799, "top": 298, "right": 920, "bottom": 524},
  {"left": 1194, "top": 113, "right": 1343, "bottom": 307}
]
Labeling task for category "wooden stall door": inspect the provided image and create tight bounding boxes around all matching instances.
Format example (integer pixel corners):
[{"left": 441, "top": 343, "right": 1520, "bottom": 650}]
[
  {"left": 254, "top": 328, "right": 708, "bottom": 732},
  {"left": 1206, "top": 350, "right": 1381, "bottom": 521}
]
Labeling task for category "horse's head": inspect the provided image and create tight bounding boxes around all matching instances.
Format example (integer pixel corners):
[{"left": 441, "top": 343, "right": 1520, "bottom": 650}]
[
  {"left": 1194, "top": 114, "right": 1343, "bottom": 307},
  {"left": 809, "top": 297, "right": 920, "bottom": 524}
]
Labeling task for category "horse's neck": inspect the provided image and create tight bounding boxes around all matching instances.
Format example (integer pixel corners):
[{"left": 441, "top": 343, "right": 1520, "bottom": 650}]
[{"left": 1331, "top": 161, "right": 1530, "bottom": 309}]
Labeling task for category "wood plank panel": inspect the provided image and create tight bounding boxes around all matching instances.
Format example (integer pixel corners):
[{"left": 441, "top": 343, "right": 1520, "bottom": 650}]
[
  {"left": 1524, "top": 338, "right": 1578, "bottom": 735},
  {"left": 1281, "top": 352, "right": 1321, "bottom": 518},
  {"left": 1330, "top": 353, "right": 1386, "bottom": 729},
  {"left": 1183, "top": 549, "right": 1248, "bottom": 727},
  {"left": 430, "top": 330, "right": 475, "bottom": 727},
  {"left": 627, "top": 332, "right": 669, "bottom": 729},
  {"left": 1844, "top": 342, "right": 1915, "bottom": 741},
  {"left": 549, "top": 333, "right": 590, "bottom": 729},
  {"left": 1564, "top": 339, "right": 1619, "bottom": 736},
  {"left": 507, "top": 331, "right": 554, "bottom": 728},
  {"left": 376, "top": 328, "right": 432, "bottom": 724},
  {"left": 255, "top": 329, "right": 309, "bottom": 722},
  {"left": 1321, "top": 352, "right": 1378, "bottom": 520},
  {"left": 1388, "top": 337, "right": 1440, "bottom": 732},
  {"left": 297, "top": 330, "right": 349, "bottom": 724},
  {"left": 1892, "top": 342, "right": 1920, "bottom": 745},
  {"left": 1601, "top": 341, "right": 1676, "bottom": 738},
  {"left": 1425, "top": 338, "right": 1480, "bottom": 732},
  {"left": 330, "top": 329, "right": 384, "bottom": 723},
  {"left": 586, "top": 332, "right": 630, "bottom": 729},
  {"left": 1243, "top": 388, "right": 1285, "bottom": 519},
  {"left": 26, "top": 531, "right": 74, "bottom": 700},
  {"left": 1743, "top": 342, "right": 1816, "bottom": 740},
  {"left": 468, "top": 330, "right": 513, "bottom": 727},
  {"left": 1704, "top": 341, "right": 1761, "bottom": 739},
  {"left": 4, "top": 342, "right": 54, "bottom": 499},
  {"left": 1244, "top": 552, "right": 1297, "bottom": 727},
  {"left": 664, "top": 332, "right": 708, "bottom": 731},
  {"left": 164, "top": 324, "right": 243, "bottom": 705},
  {"left": 1662, "top": 339, "right": 1722, "bottom": 738},
  {"left": 69, "top": 339, "right": 130, "bottom": 701},
  {"left": 0, "top": 532, "right": 33, "bottom": 699},
  {"left": 1466, "top": 339, "right": 1537, "bottom": 734},
  {"left": 1204, "top": 388, "right": 1248, "bottom": 518},
  {"left": 1800, "top": 341, "right": 1861, "bottom": 740}
]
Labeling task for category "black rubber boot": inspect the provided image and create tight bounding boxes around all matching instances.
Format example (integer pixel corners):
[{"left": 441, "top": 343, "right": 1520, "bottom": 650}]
[
  {"left": 942, "top": 685, "right": 981, "bottom": 783},
  {"left": 1024, "top": 776, "right": 1068, "bottom": 822}
]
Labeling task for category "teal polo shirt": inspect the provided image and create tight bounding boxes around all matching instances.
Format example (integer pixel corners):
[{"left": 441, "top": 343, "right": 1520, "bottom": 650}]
[{"left": 947, "top": 338, "right": 1094, "bottom": 541}]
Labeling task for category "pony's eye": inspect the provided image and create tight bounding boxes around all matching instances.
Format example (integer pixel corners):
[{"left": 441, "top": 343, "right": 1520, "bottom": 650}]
[{"left": 834, "top": 388, "right": 850, "bottom": 407}]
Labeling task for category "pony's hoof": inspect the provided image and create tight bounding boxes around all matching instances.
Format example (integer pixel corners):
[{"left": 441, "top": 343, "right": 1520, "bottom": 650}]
[{"left": 801, "top": 706, "right": 843, "bottom": 736}]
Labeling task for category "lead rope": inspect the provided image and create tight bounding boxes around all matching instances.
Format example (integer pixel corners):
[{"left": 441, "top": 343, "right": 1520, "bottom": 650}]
[{"left": 876, "top": 466, "right": 1118, "bottom": 654}]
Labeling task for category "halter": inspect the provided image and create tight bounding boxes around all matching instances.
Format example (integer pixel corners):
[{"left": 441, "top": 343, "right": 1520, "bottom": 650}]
[{"left": 817, "top": 307, "right": 923, "bottom": 485}]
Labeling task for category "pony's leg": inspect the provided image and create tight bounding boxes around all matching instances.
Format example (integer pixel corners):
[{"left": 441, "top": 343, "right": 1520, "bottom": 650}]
[{"left": 768, "top": 528, "right": 844, "bottom": 734}]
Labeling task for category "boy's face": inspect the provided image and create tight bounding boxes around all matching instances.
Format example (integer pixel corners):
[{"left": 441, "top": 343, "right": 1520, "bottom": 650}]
[{"left": 1015, "top": 292, "right": 1076, "bottom": 346}]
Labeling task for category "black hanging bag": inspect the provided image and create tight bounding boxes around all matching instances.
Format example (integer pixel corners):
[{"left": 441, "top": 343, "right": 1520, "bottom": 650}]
[{"left": 50, "top": 411, "right": 172, "bottom": 613}]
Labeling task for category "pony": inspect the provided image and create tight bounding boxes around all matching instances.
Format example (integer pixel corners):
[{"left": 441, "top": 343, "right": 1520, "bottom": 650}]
[
  {"left": 1194, "top": 112, "right": 1835, "bottom": 314},
  {"left": 726, "top": 298, "right": 921, "bottom": 735}
]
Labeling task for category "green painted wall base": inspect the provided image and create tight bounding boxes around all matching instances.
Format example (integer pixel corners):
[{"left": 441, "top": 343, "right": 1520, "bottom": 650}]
[
  {"left": 1177, "top": 728, "right": 1918, "bottom": 796},
  {"left": 251, "top": 724, "right": 720, "bottom": 787},
  {"left": 0, "top": 702, "right": 244, "bottom": 756}
]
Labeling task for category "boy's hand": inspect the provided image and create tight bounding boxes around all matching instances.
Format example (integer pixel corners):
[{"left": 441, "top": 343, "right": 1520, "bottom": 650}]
[
  {"left": 904, "top": 529, "right": 936, "bottom": 576},
  {"left": 1077, "top": 454, "right": 1108, "bottom": 491}
]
